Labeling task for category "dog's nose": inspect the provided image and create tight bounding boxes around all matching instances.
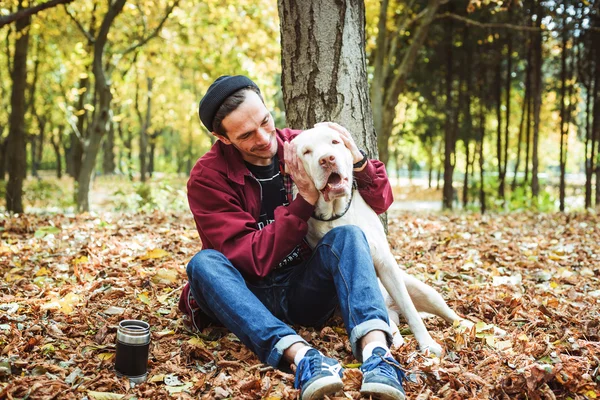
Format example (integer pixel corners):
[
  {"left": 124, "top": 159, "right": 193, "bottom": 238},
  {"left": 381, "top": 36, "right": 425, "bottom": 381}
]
[{"left": 319, "top": 155, "right": 336, "bottom": 167}]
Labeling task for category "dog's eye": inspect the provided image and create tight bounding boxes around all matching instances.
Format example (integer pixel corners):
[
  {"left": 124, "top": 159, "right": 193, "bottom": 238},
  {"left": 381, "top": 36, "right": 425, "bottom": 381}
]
[
  {"left": 303, "top": 149, "right": 312, "bottom": 156},
  {"left": 332, "top": 140, "right": 340, "bottom": 144}
]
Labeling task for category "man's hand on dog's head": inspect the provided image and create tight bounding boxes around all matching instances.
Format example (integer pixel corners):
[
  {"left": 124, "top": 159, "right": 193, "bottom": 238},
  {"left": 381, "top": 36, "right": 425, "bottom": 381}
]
[
  {"left": 284, "top": 141, "right": 320, "bottom": 205},
  {"left": 314, "top": 122, "right": 365, "bottom": 165}
]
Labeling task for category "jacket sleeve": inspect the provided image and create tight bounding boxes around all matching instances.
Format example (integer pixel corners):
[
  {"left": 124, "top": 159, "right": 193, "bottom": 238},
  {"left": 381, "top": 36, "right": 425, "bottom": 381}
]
[
  {"left": 188, "top": 168, "right": 314, "bottom": 279},
  {"left": 353, "top": 158, "right": 394, "bottom": 215}
]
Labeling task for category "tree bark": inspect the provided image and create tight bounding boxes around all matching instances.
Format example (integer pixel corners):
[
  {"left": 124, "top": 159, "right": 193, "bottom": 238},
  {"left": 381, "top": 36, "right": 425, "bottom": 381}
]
[
  {"left": 279, "top": 0, "right": 377, "bottom": 155},
  {"left": 6, "top": 2, "right": 30, "bottom": 213}
]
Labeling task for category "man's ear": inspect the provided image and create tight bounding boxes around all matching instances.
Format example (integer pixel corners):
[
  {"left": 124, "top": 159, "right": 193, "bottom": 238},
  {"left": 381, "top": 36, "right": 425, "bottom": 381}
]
[{"left": 213, "top": 133, "right": 231, "bottom": 145}]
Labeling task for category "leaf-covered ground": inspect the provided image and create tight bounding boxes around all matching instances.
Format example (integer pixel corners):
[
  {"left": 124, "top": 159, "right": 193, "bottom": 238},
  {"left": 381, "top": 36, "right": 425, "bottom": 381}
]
[{"left": 1, "top": 211, "right": 599, "bottom": 399}]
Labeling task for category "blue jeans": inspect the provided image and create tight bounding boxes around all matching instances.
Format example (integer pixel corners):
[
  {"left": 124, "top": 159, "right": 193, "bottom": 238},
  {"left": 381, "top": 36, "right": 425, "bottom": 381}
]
[{"left": 186, "top": 225, "right": 392, "bottom": 368}]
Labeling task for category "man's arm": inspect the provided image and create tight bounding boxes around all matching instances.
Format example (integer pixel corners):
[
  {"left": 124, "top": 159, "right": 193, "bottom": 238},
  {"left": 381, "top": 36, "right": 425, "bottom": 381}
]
[{"left": 188, "top": 169, "right": 314, "bottom": 279}]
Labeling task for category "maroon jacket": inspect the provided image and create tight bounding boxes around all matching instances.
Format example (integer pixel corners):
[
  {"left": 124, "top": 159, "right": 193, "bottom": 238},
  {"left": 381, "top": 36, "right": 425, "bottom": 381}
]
[{"left": 187, "top": 128, "right": 394, "bottom": 280}]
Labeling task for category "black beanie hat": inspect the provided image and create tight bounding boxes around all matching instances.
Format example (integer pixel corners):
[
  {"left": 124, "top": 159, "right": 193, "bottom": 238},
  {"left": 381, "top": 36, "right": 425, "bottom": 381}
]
[{"left": 198, "top": 75, "right": 260, "bottom": 132}]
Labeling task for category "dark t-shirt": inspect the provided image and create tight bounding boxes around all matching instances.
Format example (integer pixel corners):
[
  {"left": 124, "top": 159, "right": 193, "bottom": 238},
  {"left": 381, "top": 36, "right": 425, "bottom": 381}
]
[{"left": 245, "top": 155, "right": 303, "bottom": 269}]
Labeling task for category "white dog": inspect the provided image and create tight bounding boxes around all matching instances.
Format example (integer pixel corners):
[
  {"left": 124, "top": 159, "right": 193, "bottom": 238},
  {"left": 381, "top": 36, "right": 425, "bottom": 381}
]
[{"left": 291, "top": 125, "right": 468, "bottom": 356}]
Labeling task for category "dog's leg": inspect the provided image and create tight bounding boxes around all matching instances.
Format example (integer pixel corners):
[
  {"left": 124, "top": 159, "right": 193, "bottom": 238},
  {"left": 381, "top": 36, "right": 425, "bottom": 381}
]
[
  {"left": 400, "top": 272, "right": 462, "bottom": 324},
  {"left": 374, "top": 252, "right": 443, "bottom": 356},
  {"left": 401, "top": 272, "right": 507, "bottom": 337},
  {"left": 379, "top": 282, "right": 404, "bottom": 348}
]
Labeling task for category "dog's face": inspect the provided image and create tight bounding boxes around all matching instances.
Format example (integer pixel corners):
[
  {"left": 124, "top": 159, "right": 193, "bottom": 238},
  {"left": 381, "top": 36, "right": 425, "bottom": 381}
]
[{"left": 292, "top": 126, "right": 353, "bottom": 202}]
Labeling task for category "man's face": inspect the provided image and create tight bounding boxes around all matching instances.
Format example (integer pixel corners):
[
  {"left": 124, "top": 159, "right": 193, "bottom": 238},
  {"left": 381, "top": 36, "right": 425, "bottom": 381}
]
[{"left": 215, "top": 91, "right": 277, "bottom": 166}]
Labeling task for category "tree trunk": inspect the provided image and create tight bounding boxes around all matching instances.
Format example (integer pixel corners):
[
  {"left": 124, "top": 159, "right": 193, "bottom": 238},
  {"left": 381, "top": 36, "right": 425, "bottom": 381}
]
[
  {"left": 478, "top": 61, "right": 486, "bottom": 213},
  {"left": 148, "top": 129, "right": 161, "bottom": 178},
  {"left": 31, "top": 117, "right": 46, "bottom": 178},
  {"left": 76, "top": 0, "right": 127, "bottom": 212},
  {"left": 593, "top": 16, "right": 600, "bottom": 209},
  {"left": 102, "top": 119, "right": 116, "bottom": 174},
  {"left": 513, "top": 36, "right": 532, "bottom": 191},
  {"left": 279, "top": 0, "right": 377, "bottom": 155},
  {"left": 502, "top": 34, "right": 512, "bottom": 203},
  {"left": 559, "top": 23, "right": 568, "bottom": 212},
  {"left": 69, "top": 75, "right": 90, "bottom": 179},
  {"left": 462, "top": 27, "right": 473, "bottom": 208},
  {"left": 427, "top": 136, "right": 434, "bottom": 189},
  {"left": 531, "top": 0, "right": 543, "bottom": 201},
  {"left": 6, "top": 3, "right": 30, "bottom": 213},
  {"left": 138, "top": 77, "right": 153, "bottom": 182},
  {"left": 0, "top": 134, "right": 8, "bottom": 181},
  {"left": 584, "top": 74, "right": 593, "bottom": 208},
  {"left": 495, "top": 51, "right": 504, "bottom": 204},
  {"left": 50, "top": 127, "right": 63, "bottom": 179},
  {"left": 442, "top": 18, "right": 455, "bottom": 210}
]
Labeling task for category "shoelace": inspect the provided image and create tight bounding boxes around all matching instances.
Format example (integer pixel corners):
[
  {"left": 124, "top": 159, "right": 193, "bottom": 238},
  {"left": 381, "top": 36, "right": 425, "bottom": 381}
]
[
  {"left": 362, "top": 354, "right": 406, "bottom": 383},
  {"left": 293, "top": 354, "right": 341, "bottom": 389}
]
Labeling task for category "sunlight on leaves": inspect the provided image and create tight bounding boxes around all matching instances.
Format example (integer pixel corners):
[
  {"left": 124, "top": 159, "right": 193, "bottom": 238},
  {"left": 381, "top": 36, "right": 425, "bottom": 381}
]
[
  {"left": 87, "top": 391, "right": 125, "bottom": 400},
  {"left": 140, "top": 248, "right": 170, "bottom": 260}
]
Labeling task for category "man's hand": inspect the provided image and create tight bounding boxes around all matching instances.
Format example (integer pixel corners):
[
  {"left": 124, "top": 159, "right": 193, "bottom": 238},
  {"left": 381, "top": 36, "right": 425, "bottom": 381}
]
[
  {"left": 284, "top": 141, "right": 320, "bottom": 205},
  {"left": 315, "top": 122, "right": 365, "bottom": 165}
]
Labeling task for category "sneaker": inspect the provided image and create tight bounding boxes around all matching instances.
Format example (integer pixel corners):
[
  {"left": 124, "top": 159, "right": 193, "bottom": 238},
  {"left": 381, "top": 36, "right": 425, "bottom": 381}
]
[
  {"left": 294, "top": 349, "right": 344, "bottom": 400},
  {"left": 360, "top": 347, "right": 406, "bottom": 400}
]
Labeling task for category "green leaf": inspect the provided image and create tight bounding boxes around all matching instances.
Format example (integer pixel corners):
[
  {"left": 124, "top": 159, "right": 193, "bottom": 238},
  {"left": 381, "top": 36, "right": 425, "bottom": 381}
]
[{"left": 34, "top": 226, "right": 61, "bottom": 238}]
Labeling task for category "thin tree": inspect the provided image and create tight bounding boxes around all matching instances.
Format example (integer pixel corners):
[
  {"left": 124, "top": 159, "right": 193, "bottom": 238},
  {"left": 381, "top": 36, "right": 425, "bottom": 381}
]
[
  {"left": 442, "top": 17, "right": 456, "bottom": 210},
  {"left": 558, "top": 11, "right": 569, "bottom": 212},
  {"left": 530, "top": 0, "right": 543, "bottom": 201},
  {"left": 6, "top": 0, "right": 31, "bottom": 213}
]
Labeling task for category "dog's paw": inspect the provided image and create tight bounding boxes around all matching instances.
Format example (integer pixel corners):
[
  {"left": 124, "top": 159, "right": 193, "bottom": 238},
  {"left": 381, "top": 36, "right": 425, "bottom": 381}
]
[
  {"left": 388, "top": 321, "right": 405, "bottom": 349},
  {"left": 421, "top": 341, "right": 443, "bottom": 357},
  {"left": 391, "top": 330, "right": 405, "bottom": 349}
]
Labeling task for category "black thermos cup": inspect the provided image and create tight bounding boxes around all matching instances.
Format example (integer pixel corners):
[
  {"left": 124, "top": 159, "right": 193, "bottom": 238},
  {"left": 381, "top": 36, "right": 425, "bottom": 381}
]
[{"left": 114, "top": 320, "right": 151, "bottom": 383}]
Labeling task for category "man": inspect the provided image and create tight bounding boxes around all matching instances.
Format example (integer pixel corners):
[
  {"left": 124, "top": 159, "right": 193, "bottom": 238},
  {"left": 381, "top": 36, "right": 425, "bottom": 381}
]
[{"left": 179, "top": 75, "right": 406, "bottom": 400}]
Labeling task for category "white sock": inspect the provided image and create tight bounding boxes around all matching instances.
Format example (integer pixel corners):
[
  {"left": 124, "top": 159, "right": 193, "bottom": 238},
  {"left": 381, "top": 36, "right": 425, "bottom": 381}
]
[
  {"left": 362, "top": 341, "right": 389, "bottom": 361},
  {"left": 293, "top": 345, "right": 313, "bottom": 366}
]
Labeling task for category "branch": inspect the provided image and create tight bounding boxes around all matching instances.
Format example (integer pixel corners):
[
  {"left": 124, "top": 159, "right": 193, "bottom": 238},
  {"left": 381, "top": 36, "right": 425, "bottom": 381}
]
[
  {"left": 120, "top": 0, "right": 180, "bottom": 55},
  {"left": 63, "top": 4, "right": 96, "bottom": 44},
  {"left": 435, "top": 12, "right": 541, "bottom": 31},
  {"left": 0, "top": 0, "right": 75, "bottom": 27}
]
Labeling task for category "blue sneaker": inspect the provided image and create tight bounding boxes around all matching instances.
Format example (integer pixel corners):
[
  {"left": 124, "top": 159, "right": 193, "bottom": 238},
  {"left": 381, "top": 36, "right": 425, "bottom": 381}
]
[
  {"left": 360, "top": 347, "right": 406, "bottom": 400},
  {"left": 294, "top": 349, "right": 344, "bottom": 400}
]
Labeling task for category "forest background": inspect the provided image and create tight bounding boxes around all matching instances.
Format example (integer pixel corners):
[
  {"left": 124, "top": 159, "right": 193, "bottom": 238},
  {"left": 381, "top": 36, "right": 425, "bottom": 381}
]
[{"left": 1, "top": 0, "right": 599, "bottom": 215}]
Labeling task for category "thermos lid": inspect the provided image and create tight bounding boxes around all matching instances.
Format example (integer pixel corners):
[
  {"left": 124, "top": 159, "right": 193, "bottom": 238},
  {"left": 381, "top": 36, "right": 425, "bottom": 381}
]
[{"left": 117, "top": 320, "right": 150, "bottom": 345}]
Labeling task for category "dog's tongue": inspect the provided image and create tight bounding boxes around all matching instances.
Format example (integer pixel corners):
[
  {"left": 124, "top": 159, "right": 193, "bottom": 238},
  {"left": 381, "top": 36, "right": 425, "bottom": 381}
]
[{"left": 321, "top": 173, "right": 344, "bottom": 202}]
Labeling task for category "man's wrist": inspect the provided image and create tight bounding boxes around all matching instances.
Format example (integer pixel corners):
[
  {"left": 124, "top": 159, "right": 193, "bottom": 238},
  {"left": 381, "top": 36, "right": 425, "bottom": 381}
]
[{"left": 353, "top": 149, "right": 368, "bottom": 169}]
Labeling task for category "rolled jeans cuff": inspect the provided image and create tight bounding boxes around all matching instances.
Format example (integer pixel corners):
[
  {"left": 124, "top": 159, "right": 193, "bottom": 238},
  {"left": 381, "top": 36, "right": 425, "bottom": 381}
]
[
  {"left": 268, "top": 334, "right": 309, "bottom": 368},
  {"left": 350, "top": 319, "right": 393, "bottom": 362}
]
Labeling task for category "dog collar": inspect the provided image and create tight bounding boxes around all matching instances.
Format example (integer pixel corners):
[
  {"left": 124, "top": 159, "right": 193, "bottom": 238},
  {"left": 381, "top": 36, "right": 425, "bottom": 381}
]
[{"left": 311, "top": 181, "right": 357, "bottom": 222}]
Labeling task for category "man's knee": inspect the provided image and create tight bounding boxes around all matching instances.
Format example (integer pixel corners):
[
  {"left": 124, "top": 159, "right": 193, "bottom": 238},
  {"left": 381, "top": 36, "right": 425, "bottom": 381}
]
[
  {"left": 323, "top": 225, "right": 367, "bottom": 244},
  {"left": 187, "top": 249, "right": 231, "bottom": 282}
]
